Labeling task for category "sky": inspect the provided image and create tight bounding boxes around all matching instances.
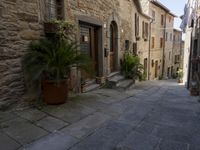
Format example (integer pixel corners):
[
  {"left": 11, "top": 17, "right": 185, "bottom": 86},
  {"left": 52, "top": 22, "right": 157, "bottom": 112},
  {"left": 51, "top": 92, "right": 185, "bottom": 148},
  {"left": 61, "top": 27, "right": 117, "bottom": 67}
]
[{"left": 159, "top": 0, "right": 187, "bottom": 30}]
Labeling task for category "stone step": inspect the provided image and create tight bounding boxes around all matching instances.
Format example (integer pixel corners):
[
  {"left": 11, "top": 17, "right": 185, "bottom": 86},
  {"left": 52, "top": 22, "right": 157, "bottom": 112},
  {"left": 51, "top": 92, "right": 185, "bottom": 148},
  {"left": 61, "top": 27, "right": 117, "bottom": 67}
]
[
  {"left": 85, "top": 79, "right": 96, "bottom": 86},
  {"left": 109, "top": 75, "right": 125, "bottom": 83},
  {"left": 107, "top": 75, "right": 125, "bottom": 88},
  {"left": 83, "top": 83, "right": 100, "bottom": 93},
  {"left": 116, "top": 79, "right": 135, "bottom": 90},
  {"left": 107, "top": 72, "right": 120, "bottom": 79}
]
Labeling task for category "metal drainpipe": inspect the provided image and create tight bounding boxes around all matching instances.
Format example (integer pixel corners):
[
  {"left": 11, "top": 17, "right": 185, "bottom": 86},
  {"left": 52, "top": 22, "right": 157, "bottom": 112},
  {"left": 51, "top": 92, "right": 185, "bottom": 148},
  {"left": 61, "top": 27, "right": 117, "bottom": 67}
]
[
  {"left": 162, "top": 12, "right": 167, "bottom": 77},
  {"left": 148, "top": 19, "right": 154, "bottom": 80},
  {"left": 187, "top": 29, "right": 194, "bottom": 89}
]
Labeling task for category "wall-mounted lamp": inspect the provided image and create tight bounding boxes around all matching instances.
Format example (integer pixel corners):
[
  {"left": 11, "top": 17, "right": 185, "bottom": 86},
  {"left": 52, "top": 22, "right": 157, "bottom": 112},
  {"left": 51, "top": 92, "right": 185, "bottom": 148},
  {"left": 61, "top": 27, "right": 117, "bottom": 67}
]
[
  {"left": 104, "top": 23, "right": 107, "bottom": 29},
  {"left": 121, "top": 29, "right": 124, "bottom": 33}
]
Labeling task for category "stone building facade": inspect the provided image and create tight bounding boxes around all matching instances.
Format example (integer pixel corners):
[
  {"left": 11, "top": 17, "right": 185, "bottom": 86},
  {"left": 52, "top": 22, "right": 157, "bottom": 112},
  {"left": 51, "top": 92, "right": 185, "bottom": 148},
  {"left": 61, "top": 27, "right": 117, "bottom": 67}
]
[
  {"left": 140, "top": 0, "right": 176, "bottom": 79},
  {"left": 181, "top": 0, "right": 200, "bottom": 88},
  {"left": 0, "top": 0, "right": 150, "bottom": 108},
  {"left": 164, "top": 13, "right": 176, "bottom": 78},
  {"left": 0, "top": 0, "right": 43, "bottom": 108},
  {"left": 172, "top": 29, "right": 183, "bottom": 77}
]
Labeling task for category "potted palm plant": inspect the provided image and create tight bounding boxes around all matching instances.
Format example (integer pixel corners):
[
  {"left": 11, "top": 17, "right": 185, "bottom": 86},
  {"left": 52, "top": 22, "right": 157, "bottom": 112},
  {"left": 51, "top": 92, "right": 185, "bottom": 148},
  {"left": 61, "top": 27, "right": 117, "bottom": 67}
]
[
  {"left": 22, "top": 37, "right": 91, "bottom": 105},
  {"left": 121, "top": 52, "right": 144, "bottom": 81},
  {"left": 177, "top": 69, "right": 183, "bottom": 83}
]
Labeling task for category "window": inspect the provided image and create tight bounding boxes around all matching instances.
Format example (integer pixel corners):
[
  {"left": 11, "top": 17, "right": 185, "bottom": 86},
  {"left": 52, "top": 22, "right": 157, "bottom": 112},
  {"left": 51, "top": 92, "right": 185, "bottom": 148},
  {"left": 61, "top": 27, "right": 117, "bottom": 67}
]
[
  {"left": 160, "top": 38, "right": 163, "bottom": 48},
  {"left": 169, "top": 16, "right": 171, "bottom": 22},
  {"left": 166, "top": 32, "right": 168, "bottom": 41},
  {"left": 170, "top": 33, "right": 173, "bottom": 41},
  {"left": 125, "top": 40, "right": 130, "bottom": 51},
  {"left": 46, "top": 0, "right": 64, "bottom": 20},
  {"left": 152, "top": 37, "right": 155, "bottom": 49},
  {"left": 161, "top": 14, "right": 164, "bottom": 26},
  {"left": 175, "top": 55, "right": 180, "bottom": 63},
  {"left": 145, "top": 23, "right": 149, "bottom": 39},
  {"left": 135, "top": 13, "right": 140, "bottom": 37},
  {"left": 142, "top": 22, "right": 149, "bottom": 40},
  {"left": 142, "top": 21, "right": 145, "bottom": 38},
  {"left": 152, "top": 10, "right": 155, "bottom": 21},
  {"left": 133, "top": 42, "right": 137, "bottom": 55}
]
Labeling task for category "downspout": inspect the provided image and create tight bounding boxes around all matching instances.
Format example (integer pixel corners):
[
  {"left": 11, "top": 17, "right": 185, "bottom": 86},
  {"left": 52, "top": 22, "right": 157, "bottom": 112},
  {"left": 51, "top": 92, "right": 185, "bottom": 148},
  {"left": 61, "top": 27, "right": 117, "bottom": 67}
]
[
  {"left": 187, "top": 29, "right": 194, "bottom": 89},
  {"left": 148, "top": 19, "right": 154, "bottom": 80},
  {"left": 162, "top": 12, "right": 167, "bottom": 77}
]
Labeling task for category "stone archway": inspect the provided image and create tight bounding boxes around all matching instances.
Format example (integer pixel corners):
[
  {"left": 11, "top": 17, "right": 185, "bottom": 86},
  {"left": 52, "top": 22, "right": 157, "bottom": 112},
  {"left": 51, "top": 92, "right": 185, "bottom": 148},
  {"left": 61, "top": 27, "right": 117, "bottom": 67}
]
[
  {"left": 109, "top": 21, "right": 118, "bottom": 72},
  {"left": 107, "top": 12, "right": 121, "bottom": 74}
]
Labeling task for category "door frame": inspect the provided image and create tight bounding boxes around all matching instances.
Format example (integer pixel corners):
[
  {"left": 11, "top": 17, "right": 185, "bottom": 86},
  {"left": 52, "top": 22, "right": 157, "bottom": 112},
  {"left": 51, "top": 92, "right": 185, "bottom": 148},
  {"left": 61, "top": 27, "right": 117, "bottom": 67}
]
[
  {"left": 109, "top": 21, "right": 118, "bottom": 72},
  {"left": 155, "top": 60, "right": 158, "bottom": 78},
  {"left": 107, "top": 13, "right": 121, "bottom": 74},
  {"left": 77, "top": 15, "right": 104, "bottom": 77}
]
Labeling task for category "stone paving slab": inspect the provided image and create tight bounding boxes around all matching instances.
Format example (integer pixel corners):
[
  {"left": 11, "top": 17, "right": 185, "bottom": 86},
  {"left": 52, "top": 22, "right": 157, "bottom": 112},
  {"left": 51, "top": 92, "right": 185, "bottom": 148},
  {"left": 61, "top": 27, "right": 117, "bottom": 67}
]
[
  {"left": 0, "top": 132, "right": 20, "bottom": 150},
  {"left": 15, "top": 108, "right": 47, "bottom": 122},
  {"left": 1, "top": 80, "right": 200, "bottom": 150},
  {"left": 42, "top": 101, "right": 96, "bottom": 124},
  {"left": 1, "top": 118, "right": 48, "bottom": 145},
  {"left": 0, "top": 112, "right": 17, "bottom": 123},
  {"left": 19, "top": 131, "right": 78, "bottom": 150},
  {"left": 61, "top": 112, "right": 111, "bottom": 139},
  {"left": 35, "top": 116, "right": 68, "bottom": 132},
  {"left": 115, "top": 131, "right": 161, "bottom": 150},
  {"left": 151, "top": 124, "right": 196, "bottom": 145},
  {"left": 70, "top": 121, "right": 133, "bottom": 150},
  {"left": 155, "top": 140, "right": 189, "bottom": 150}
]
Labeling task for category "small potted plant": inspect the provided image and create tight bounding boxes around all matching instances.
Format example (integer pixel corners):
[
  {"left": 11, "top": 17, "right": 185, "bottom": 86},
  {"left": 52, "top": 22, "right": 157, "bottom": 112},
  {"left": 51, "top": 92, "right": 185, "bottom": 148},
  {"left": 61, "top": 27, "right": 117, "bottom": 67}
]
[
  {"left": 121, "top": 52, "right": 144, "bottom": 81},
  {"left": 177, "top": 69, "right": 183, "bottom": 83},
  {"left": 22, "top": 33, "right": 92, "bottom": 104},
  {"left": 44, "top": 20, "right": 75, "bottom": 36}
]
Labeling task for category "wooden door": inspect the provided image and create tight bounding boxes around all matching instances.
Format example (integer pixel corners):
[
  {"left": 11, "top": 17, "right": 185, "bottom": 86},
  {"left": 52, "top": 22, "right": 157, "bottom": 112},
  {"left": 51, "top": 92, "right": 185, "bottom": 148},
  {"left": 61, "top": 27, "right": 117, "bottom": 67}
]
[
  {"left": 80, "top": 24, "right": 98, "bottom": 79},
  {"left": 155, "top": 61, "right": 158, "bottom": 78},
  {"left": 110, "top": 22, "right": 117, "bottom": 72}
]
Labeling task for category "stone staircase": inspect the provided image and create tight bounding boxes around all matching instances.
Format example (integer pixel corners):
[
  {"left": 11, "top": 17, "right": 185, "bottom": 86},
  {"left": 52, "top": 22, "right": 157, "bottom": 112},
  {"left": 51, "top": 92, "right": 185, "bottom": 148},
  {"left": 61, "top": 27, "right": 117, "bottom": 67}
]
[
  {"left": 82, "top": 79, "right": 101, "bottom": 93},
  {"left": 107, "top": 72, "right": 135, "bottom": 91}
]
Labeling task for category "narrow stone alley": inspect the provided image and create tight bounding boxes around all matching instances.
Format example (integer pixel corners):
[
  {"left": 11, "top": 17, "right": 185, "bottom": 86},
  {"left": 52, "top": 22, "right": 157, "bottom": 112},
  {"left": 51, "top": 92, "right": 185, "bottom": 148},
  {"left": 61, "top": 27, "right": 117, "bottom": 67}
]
[{"left": 1, "top": 80, "right": 200, "bottom": 150}]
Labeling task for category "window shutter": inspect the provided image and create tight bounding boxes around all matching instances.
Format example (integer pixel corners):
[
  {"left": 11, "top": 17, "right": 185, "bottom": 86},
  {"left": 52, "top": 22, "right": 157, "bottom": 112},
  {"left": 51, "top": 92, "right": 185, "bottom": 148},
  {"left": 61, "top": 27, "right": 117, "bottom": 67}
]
[{"left": 142, "top": 21, "right": 145, "bottom": 38}]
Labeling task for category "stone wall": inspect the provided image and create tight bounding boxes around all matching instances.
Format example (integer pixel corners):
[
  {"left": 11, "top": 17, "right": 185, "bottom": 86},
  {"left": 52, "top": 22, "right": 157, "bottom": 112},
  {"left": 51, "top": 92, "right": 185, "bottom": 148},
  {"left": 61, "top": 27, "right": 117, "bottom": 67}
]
[
  {"left": 0, "top": 0, "right": 43, "bottom": 109},
  {"left": 172, "top": 29, "right": 182, "bottom": 74},
  {"left": 163, "top": 13, "right": 175, "bottom": 78},
  {"left": 67, "top": 0, "right": 134, "bottom": 75},
  {"left": 0, "top": 0, "right": 149, "bottom": 108}
]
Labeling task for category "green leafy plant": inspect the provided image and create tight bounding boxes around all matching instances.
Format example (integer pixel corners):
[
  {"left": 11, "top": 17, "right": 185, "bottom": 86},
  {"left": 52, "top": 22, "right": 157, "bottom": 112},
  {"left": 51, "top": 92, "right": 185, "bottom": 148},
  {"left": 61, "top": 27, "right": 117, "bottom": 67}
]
[
  {"left": 44, "top": 20, "right": 77, "bottom": 42},
  {"left": 177, "top": 69, "right": 183, "bottom": 80},
  {"left": 121, "top": 52, "right": 144, "bottom": 80},
  {"left": 22, "top": 38, "right": 93, "bottom": 87}
]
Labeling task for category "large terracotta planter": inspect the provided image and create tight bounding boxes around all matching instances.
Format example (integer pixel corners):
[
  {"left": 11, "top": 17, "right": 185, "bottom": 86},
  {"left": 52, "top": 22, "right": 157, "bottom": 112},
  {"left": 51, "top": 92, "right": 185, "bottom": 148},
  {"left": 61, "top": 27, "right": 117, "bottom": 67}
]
[
  {"left": 42, "top": 80, "right": 68, "bottom": 105},
  {"left": 177, "top": 79, "right": 183, "bottom": 83}
]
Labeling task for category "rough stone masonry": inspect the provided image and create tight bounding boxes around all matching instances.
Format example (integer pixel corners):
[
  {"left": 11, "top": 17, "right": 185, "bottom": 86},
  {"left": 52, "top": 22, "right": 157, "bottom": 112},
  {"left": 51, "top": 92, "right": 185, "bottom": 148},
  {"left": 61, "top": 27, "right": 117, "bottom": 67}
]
[{"left": 0, "top": 0, "right": 43, "bottom": 108}]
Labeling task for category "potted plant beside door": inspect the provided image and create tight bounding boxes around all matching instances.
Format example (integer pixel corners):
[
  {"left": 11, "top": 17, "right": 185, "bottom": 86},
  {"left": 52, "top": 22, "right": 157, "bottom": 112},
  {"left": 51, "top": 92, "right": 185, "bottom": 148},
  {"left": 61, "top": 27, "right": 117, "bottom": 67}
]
[
  {"left": 177, "top": 69, "right": 183, "bottom": 83},
  {"left": 22, "top": 37, "right": 92, "bottom": 105}
]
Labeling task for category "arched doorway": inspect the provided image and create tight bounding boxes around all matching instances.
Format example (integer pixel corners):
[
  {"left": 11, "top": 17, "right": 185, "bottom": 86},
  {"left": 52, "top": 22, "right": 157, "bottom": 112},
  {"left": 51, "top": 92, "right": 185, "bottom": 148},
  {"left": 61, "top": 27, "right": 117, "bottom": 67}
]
[{"left": 110, "top": 21, "right": 118, "bottom": 73}]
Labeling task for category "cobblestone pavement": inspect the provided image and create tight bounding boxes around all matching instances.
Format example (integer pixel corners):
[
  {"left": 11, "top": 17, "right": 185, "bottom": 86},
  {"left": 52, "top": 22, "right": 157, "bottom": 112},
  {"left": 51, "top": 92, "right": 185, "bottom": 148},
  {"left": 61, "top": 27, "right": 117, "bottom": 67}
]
[{"left": 1, "top": 80, "right": 200, "bottom": 150}]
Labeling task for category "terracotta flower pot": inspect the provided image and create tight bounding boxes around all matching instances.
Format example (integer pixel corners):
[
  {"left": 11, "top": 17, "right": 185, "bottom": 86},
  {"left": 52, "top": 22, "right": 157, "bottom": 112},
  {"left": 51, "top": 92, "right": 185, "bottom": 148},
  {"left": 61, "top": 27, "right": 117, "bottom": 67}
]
[
  {"left": 42, "top": 80, "right": 68, "bottom": 105},
  {"left": 177, "top": 79, "right": 183, "bottom": 83}
]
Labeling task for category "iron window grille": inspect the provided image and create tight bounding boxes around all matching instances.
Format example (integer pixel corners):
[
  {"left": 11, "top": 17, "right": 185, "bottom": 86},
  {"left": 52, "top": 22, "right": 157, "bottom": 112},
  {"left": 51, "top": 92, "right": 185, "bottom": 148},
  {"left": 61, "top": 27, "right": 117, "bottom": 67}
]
[{"left": 44, "top": 0, "right": 64, "bottom": 21}]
